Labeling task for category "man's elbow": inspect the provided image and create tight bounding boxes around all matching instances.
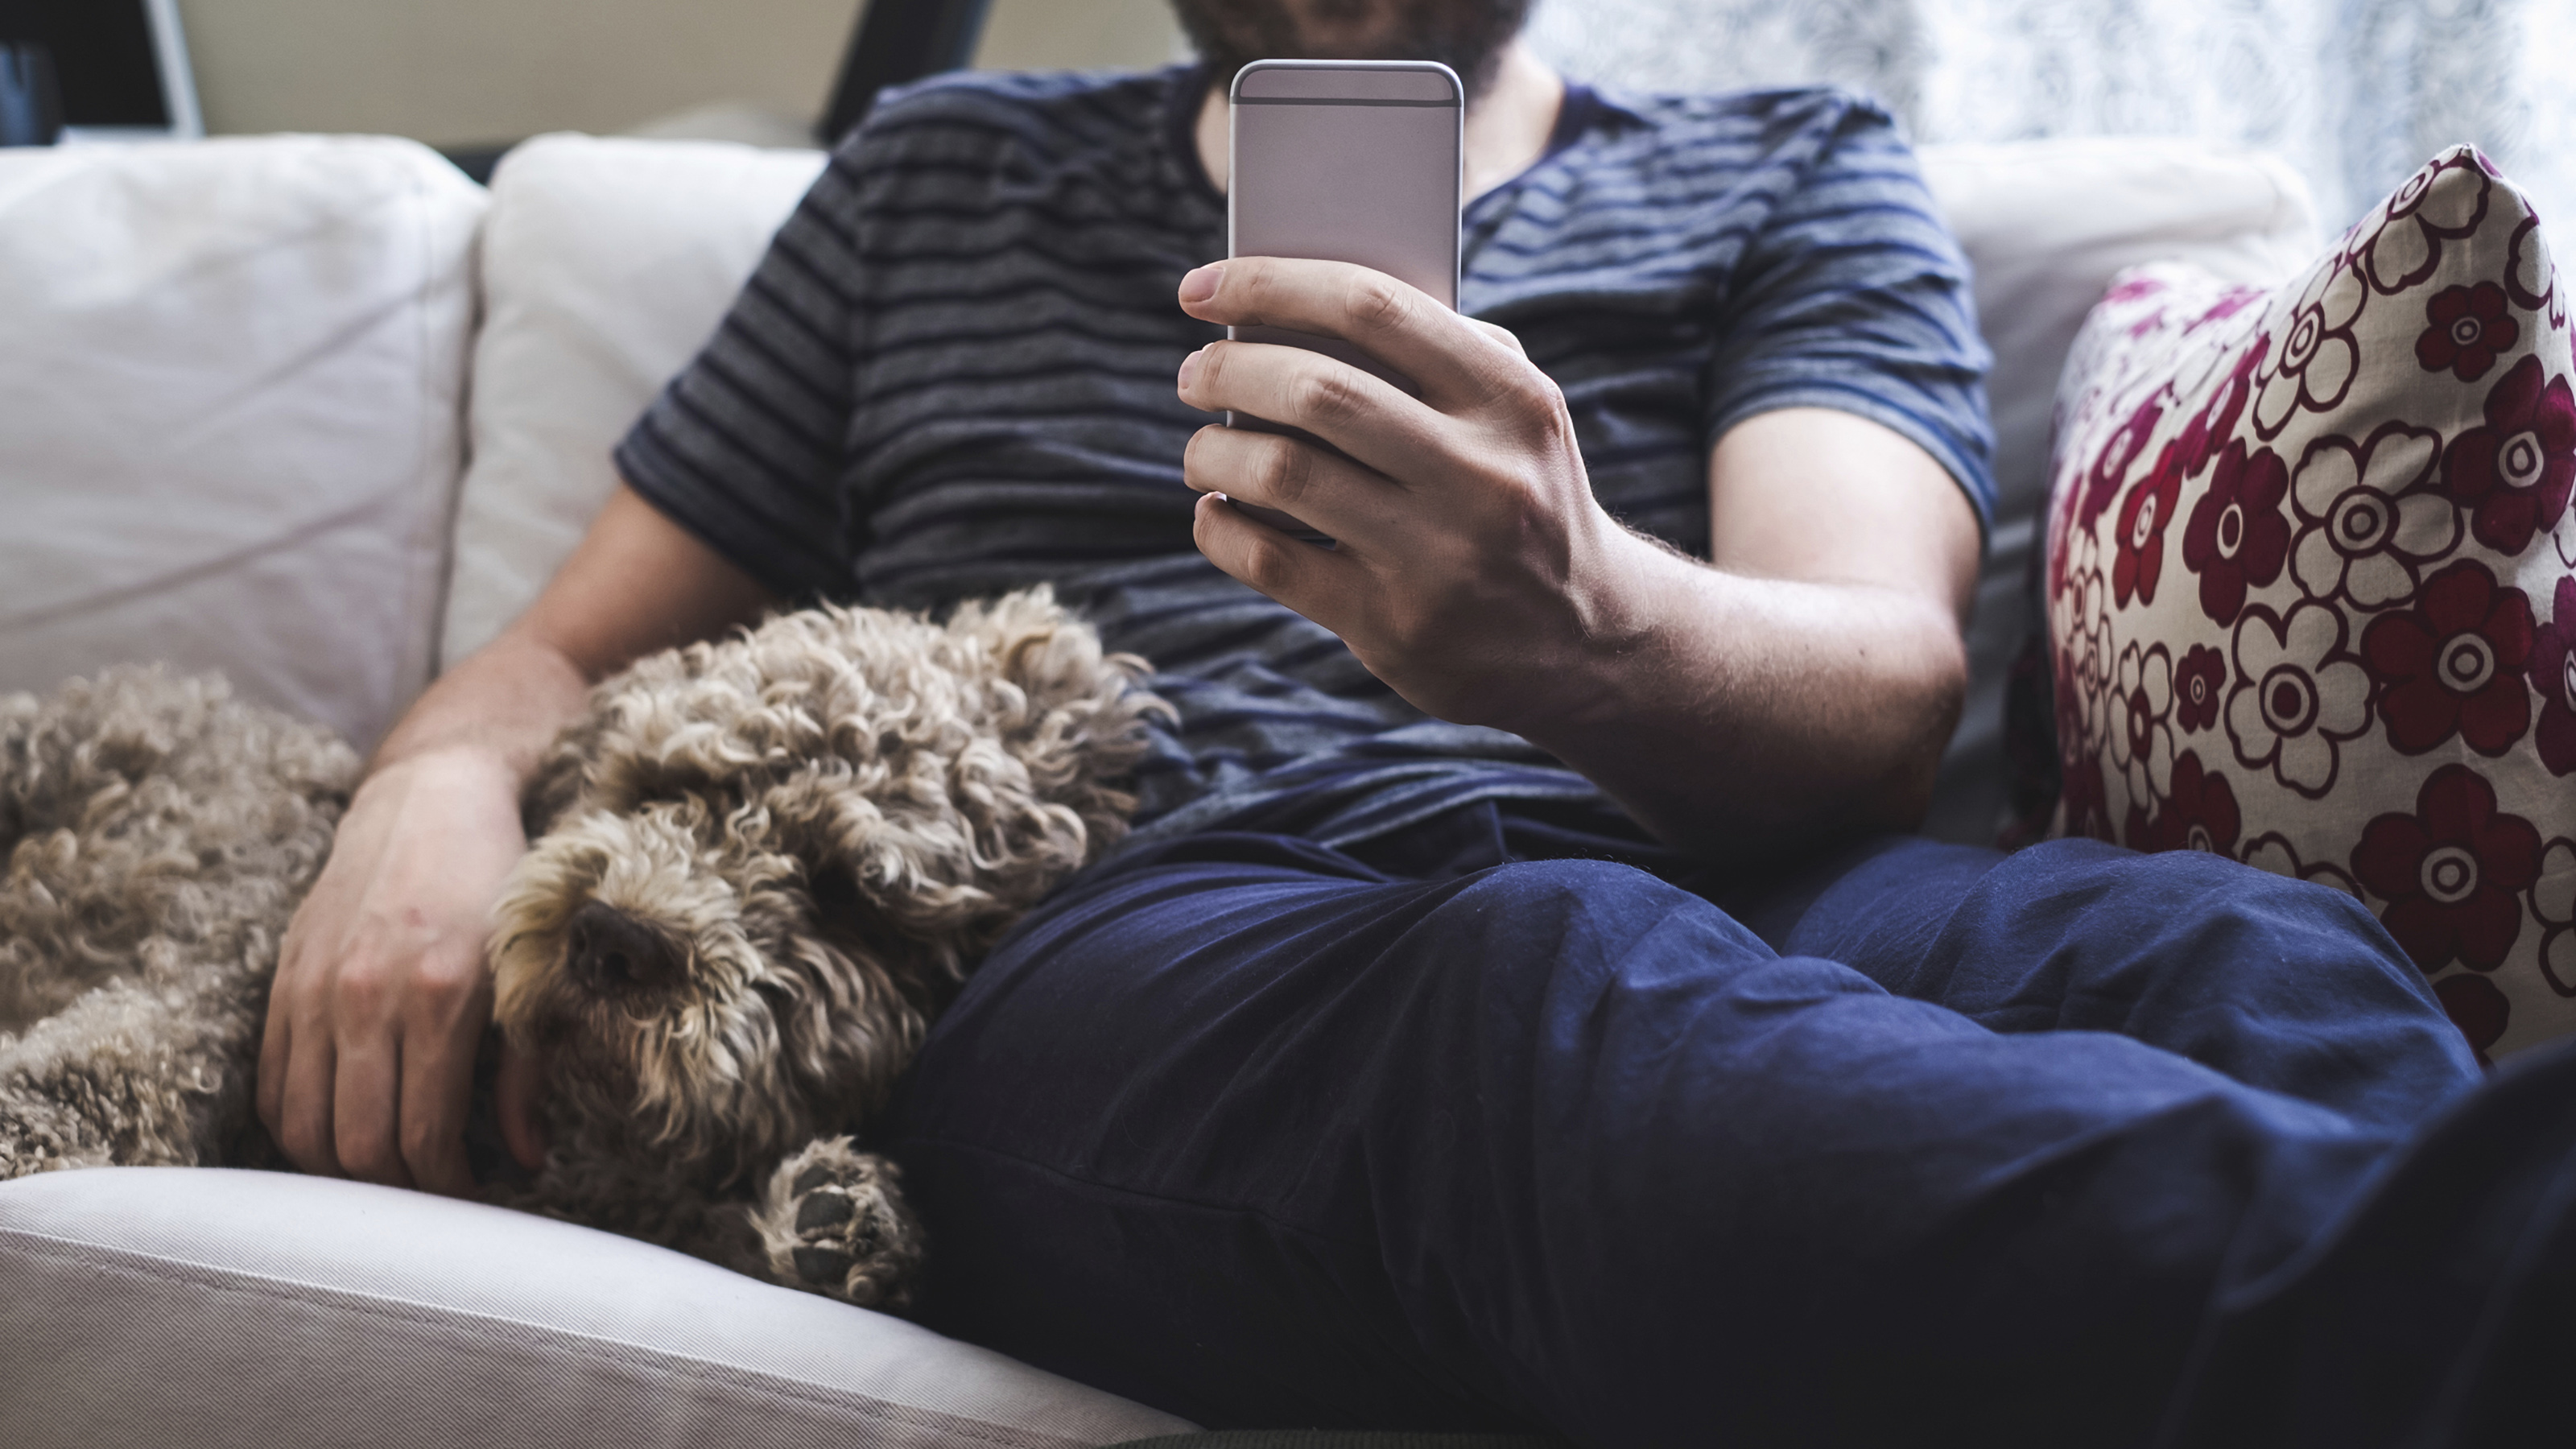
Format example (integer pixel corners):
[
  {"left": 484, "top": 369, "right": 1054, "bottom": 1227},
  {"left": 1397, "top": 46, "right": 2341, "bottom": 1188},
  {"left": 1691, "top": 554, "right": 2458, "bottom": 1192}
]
[{"left": 1857, "top": 608, "right": 1970, "bottom": 835}]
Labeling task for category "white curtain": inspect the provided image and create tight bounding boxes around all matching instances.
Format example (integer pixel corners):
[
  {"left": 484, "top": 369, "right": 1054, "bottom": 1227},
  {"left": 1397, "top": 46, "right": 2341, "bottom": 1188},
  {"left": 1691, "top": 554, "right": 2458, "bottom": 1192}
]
[{"left": 1527, "top": 0, "right": 2576, "bottom": 232}]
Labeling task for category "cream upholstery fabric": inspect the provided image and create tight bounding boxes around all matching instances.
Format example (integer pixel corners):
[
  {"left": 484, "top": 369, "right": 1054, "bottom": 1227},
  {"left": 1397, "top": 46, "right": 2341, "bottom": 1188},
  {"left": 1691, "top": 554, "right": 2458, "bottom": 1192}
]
[
  {"left": 0, "top": 1167, "right": 1197, "bottom": 1447},
  {"left": 438, "top": 134, "right": 826, "bottom": 668},
  {"left": 0, "top": 135, "right": 483, "bottom": 755}
]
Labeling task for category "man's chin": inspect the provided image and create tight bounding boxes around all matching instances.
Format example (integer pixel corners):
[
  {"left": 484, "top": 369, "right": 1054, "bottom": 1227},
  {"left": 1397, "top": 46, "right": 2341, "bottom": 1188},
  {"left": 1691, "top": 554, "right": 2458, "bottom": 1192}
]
[{"left": 1171, "top": 0, "right": 1532, "bottom": 96}]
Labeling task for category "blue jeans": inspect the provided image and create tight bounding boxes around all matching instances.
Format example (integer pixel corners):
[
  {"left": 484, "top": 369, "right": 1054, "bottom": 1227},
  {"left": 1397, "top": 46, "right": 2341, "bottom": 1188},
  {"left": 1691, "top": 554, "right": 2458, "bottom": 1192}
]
[{"left": 889, "top": 807, "right": 2576, "bottom": 1445}]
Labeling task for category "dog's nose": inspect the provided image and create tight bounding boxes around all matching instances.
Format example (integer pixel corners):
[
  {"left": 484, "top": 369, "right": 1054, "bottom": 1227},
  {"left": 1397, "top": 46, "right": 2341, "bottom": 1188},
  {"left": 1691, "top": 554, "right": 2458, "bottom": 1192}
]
[{"left": 564, "top": 901, "right": 683, "bottom": 994}]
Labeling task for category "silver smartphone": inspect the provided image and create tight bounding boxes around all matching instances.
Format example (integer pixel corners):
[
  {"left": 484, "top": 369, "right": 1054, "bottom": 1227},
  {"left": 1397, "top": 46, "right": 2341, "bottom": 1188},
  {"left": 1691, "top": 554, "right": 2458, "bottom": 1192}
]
[{"left": 1224, "top": 59, "right": 1464, "bottom": 535}]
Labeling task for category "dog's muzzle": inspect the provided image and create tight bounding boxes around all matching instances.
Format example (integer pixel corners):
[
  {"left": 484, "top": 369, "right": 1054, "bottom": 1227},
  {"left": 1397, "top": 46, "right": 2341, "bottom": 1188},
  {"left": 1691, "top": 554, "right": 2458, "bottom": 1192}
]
[{"left": 563, "top": 900, "right": 687, "bottom": 995}]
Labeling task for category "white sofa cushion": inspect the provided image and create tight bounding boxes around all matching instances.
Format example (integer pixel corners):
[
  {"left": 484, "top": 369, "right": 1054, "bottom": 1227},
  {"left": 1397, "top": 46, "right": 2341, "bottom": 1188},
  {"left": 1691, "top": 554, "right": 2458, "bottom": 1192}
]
[
  {"left": 440, "top": 134, "right": 827, "bottom": 668},
  {"left": 1915, "top": 137, "right": 2322, "bottom": 839},
  {"left": 0, "top": 135, "right": 483, "bottom": 755},
  {"left": 0, "top": 1167, "right": 1196, "bottom": 1447}
]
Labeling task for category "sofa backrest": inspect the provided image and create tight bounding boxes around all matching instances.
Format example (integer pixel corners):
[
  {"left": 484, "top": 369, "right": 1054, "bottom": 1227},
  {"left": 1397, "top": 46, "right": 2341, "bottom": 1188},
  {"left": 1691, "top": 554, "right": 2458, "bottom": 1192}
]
[
  {"left": 0, "top": 135, "right": 483, "bottom": 755},
  {"left": 0, "top": 128, "right": 2321, "bottom": 834}
]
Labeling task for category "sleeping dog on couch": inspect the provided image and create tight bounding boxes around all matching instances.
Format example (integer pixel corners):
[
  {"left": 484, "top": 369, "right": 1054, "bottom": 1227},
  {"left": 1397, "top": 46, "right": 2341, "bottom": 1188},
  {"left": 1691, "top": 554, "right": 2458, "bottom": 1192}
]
[{"left": 0, "top": 588, "right": 1163, "bottom": 1311}]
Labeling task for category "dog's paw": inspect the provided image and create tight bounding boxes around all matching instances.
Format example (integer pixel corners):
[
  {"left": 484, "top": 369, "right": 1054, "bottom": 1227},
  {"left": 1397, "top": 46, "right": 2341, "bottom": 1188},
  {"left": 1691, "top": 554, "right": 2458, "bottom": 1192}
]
[{"left": 752, "top": 1137, "right": 925, "bottom": 1312}]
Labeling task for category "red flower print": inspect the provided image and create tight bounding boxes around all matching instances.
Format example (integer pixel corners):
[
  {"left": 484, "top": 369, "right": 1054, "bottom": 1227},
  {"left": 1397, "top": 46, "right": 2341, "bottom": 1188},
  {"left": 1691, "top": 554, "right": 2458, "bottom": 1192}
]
[
  {"left": 2287, "top": 423, "right": 2454, "bottom": 610},
  {"left": 2131, "top": 750, "right": 2241, "bottom": 857},
  {"left": 2103, "top": 275, "right": 2167, "bottom": 307},
  {"left": 2530, "top": 576, "right": 2576, "bottom": 775},
  {"left": 2253, "top": 259, "right": 2364, "bottom": 437},
  {"left": 2180, "top": 442, "right": 2291, "bottom": 625},
  {"left": 2359, "top": 768, "right": 2534, "bottom": 969},
  {"left": 2227, "top": 601, "right": 2372, "bottom": 798},
  {"left": 2351, "top": 764, "right": 2541, "bottom": 972},
  {"left": 2080, "top": 395, "right": 2165, "bottom": 535},
  {"left": 2442, "top": 354, "right": 2576, "bottom": 555},
  {"left": 2113, "top": 442, "right": 2184, "bottom": 607},
  {"left": 2058, "top": 743, "right": 2112, "bottom": 844},
  {"left": 2536, "top": 839, "right": 2576, "bottom": 997},
  {"left": 2360, "top": 152, "right": 2491, "bottom": 295},
  {"left": 2507, "top": 213, "right": 2556, "bottom": 314},
  {"left": 2241, "top": 831, "right": 2360, "bottom": 898},
  {"left": 2178, "top": 342, "right": 2261, "bottom": 477},
  {"left": 2176, "top": 644, "right": 2227, "bottom": 733},
  {"left": 2413, "top": 283, "right": 2519, "bottom": 382},
  {"left": 2434, "top": 972, "right": 2508, "bottom": 1067},
  {"left": 2362, "top": 560, "right": 2535, "bottom": 756}
]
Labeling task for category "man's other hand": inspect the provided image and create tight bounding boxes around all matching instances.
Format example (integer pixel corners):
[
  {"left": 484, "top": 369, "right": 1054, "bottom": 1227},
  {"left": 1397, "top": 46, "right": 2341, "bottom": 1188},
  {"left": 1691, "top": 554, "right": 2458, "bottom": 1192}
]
[{"left": 257, "top": 748, "right": 526, "bottom": 1196}]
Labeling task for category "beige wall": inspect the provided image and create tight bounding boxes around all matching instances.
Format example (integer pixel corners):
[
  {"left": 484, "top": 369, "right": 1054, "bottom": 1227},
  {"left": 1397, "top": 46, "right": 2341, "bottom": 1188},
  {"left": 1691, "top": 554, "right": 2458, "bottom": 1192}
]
[{"left": 176, "top": 0, "right": 1181, "bottom": 147}]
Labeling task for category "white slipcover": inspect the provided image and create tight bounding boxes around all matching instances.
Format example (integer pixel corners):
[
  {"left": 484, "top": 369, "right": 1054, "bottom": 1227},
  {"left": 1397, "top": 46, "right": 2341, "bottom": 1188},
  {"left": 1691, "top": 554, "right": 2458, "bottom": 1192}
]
[{"left": 0, "top": 135, "right": 483, "bottom": 754}]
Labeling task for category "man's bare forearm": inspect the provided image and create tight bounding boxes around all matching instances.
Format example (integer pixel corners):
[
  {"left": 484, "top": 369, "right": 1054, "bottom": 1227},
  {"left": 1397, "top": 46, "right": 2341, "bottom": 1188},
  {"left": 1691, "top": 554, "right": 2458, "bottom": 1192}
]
[
  {"left": 1521, "top": 539, "right": 1967, "bottom": 863},
  {"left": 364, "top": 630, "right": 595, "bottom": 787},
  {"left": 367, "top": 485, "right": 780, "bottom": 791}
]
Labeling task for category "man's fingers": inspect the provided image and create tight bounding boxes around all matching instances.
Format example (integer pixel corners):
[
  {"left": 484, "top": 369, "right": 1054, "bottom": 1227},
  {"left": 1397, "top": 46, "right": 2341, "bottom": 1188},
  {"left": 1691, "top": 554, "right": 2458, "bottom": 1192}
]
[
  {"left": 1179, "top": 340, "right": 1458, "bottom": 489},
  {"left": 1192, "top": 490, "right": 1367, "bottom": 627},
  {"left": 1179, "top": 257, "right": 1529, "bottom": 410},
  {"left": 1464, "top": 316, "right": 1528, "bottom": 358},
  {"left": 331, "top": 1037, "right": 415, "bottom": 1190},
  {"left": 1183, "top": 424, "right": 1406, "bottom": 547},
  {"left": 255, "top": 976, "right": 293, "bottom": 1139},
  {"left": 399, "top": 1022, "right": 481, "bottom": 1198},
  {"left": 274, "top": 1022, "right": 343, "bottom": 1177}
]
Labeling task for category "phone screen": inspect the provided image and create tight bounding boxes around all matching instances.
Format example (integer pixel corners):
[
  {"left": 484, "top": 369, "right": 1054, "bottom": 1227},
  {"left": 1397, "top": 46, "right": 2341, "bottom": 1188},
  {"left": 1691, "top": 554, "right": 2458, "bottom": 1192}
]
[{"left": 1224, "top": 61, "right": 1463, "bottom": 535}]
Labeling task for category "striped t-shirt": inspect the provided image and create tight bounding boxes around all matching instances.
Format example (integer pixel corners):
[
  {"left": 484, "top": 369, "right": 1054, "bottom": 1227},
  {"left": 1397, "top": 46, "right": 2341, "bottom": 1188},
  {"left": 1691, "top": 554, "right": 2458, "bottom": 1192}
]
[{"left": 615, "top": 64, "right": 1994, "bottom": 852}]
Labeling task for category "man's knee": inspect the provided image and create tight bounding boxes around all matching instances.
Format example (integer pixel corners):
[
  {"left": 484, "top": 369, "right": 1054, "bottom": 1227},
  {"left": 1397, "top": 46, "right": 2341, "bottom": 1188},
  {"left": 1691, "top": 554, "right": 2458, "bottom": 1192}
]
[{"left": 1982, "top": 840, "right": 2476, "bottom": 1117}]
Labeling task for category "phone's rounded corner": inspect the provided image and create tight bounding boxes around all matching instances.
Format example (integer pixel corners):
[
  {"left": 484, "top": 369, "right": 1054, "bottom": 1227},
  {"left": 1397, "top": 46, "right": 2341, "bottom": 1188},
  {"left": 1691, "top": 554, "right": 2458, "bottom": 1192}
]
[{"left": 1226, "top": 60, "right": 1277, "bottom": 106}]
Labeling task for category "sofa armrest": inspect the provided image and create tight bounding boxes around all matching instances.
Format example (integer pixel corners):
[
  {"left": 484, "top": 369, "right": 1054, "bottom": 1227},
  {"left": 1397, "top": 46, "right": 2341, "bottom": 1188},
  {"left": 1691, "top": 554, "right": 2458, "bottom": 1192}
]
[{"left": 0, "top": 1167, "right": 1196, "bottom": 1447}]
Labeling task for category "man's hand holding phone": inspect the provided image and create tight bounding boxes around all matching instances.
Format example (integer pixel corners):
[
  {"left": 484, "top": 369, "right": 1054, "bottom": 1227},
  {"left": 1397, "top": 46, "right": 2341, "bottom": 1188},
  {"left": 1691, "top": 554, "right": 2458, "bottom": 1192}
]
[{"left": 1175, "top": 257, "right": 1665, "bottom": 737}]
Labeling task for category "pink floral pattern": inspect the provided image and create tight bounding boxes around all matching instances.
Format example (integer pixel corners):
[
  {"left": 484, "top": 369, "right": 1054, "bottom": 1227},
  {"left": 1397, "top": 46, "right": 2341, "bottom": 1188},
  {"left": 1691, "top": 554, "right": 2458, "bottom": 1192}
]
[
  {"left": 2531, "top": 577, "right": 2576, "bottom": 776},
  {"left": 2180, "top": 441, "right": 2289, "bottom": 624},
  {"left": 2536, "top": 839, "right": 2576, "bottom": 996},
  {"left": 2226, "top": 602, "right": 2372, "bottom": 796},
  {"left": 2361, "top": 561, "right": 2535, "bottom": 756},
  {"left": 2417, "top": 283, "right": 2519, "bottom": 381},
  {"left": 2287, "top": 423, "right": 2454, "bottom": 609},
  {"left": 2112, "top": 444, "right": 2184, "bottom": 607},
  {"left": 2253, "top": 257, "right": 2365, "bottom": 437},
  {"left": 2176, "top": 643, "right": 2227, "bottom": 733},
  {"left": 2351, "top": 765, "right": 2541, "bottom": 972},
  {"left": 2361, "top": 151, "right": 2491, "bottom": 295},
  {"left": 2442, "top": 354, "right": 2576, "bottom": 555},
  {"left": 2041, "top": 146, "right": 2576, "bottom": 1058},
  {"left": 2435, "top": 973, "right": 2510, "bottom": 1067},
  {"left": 2126, "top": 750, "right": 2241, "bottom": 857},
  {"left": 2109, "top": 642, "right": 2176, "bottom": 804}
]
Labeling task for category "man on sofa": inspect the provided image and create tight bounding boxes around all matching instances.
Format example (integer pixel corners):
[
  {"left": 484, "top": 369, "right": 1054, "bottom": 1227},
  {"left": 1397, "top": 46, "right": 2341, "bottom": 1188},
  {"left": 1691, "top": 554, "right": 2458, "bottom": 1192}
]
[{"left": 255, "top": 0, "right": 2570, "bottom": 1440}]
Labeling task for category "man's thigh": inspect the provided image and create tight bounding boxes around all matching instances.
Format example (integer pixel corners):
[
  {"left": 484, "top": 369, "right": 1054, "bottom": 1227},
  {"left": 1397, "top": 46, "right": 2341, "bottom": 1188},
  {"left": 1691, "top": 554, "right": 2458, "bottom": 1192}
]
[{"left": 888, "top": 831, "right": 2402, "bottom": 1440}]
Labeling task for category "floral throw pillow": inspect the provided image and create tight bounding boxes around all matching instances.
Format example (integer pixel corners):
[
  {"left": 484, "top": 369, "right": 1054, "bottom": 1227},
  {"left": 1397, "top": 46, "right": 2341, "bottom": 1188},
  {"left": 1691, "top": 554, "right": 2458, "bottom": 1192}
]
[{"left": 2044, "top": 147, "right": 2576, "bottom": 1062}]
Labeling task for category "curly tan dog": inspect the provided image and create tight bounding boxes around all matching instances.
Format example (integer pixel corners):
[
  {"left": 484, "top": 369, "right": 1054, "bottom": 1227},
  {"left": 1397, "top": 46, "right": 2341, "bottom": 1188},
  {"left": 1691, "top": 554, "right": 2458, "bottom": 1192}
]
[{"left": 0, "top": 588, "right": 1162, "bottom": 1311}]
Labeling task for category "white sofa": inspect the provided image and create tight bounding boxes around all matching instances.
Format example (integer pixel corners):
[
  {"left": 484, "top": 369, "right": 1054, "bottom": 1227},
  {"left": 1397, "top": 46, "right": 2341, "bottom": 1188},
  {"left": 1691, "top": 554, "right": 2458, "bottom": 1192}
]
[{"left": 0, "top": 126, "right": 2319, "bottom": 1446}]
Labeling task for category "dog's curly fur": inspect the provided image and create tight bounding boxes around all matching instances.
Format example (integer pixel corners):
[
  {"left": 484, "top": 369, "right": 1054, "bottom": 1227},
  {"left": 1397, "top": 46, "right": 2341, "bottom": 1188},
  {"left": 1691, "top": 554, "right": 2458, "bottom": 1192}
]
[{"left": 0, "top": 588, "right": 1162, "bottom": 1311}]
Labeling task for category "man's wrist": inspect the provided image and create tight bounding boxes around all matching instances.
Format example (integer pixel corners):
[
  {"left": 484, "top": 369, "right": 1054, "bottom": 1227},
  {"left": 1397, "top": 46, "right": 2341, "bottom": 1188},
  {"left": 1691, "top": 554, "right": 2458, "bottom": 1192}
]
[{"left": 1504, "top": 518, "right": 1700, "bottom": 742}]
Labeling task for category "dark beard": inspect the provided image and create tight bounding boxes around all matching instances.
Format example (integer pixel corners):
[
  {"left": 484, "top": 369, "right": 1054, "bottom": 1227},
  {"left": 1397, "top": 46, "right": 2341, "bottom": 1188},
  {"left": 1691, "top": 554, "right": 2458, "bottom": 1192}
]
[{"left": 1168, "top": 0, "right": 1534, "bottom": 97}]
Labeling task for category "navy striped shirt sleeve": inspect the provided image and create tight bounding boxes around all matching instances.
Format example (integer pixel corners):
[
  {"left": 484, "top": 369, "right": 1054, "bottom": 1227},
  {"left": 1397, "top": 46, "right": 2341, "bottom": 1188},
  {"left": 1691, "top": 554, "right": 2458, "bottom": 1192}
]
[
  {"left": 613, "top": 143, "right": 869, "bottom": 603},
  {"left": 1699, "top": 93, "right": 1997, "bottom": 530}
]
